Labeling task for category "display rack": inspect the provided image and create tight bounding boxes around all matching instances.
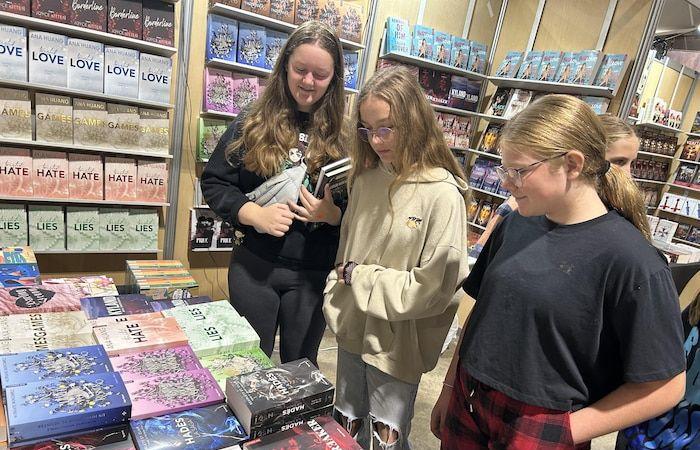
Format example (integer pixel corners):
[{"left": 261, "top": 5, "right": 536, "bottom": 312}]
[
  {"left": 379, "top": 50, "right": 487, "bottom": 80},
  {"left": 634, "top": 178, "right": 669, "bottom": 186},
  {"left": 0, "top": 196, "right": 169, "bottom": 207},
  {"left": 0, "top": 138, "right": 173, "bottom": 160},
  {"left": 488, "top": 76, "right": 615, "bottom": 98},
  {"left": 635, "top": 121, "right": 683, "bottom": 133},
  {"left": 457, "top": 147, "right": 502, "bottom": 160},
  {"left": 191, "top": 247, "right": 232, "bottom": 252},
  {"left": 34, "top": 249, "right": 162, "bottom": 254},
  {"left": 467, "top": 221, "right": 487, "bottom": 231},
  {"left": 469, "top": 185, "right": 508, "bottom": 200},
  {"left": 637, "top": 151, "right": 674, "bottom": 160}
]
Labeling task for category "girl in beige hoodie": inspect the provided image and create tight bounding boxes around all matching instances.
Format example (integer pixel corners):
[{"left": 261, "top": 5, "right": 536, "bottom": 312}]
[{"left": 323, "top": 66, "right": 470, "bottom": 449}]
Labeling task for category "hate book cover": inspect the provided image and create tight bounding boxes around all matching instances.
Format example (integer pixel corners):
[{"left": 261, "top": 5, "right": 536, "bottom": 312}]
[
  {"left": 107, "top": 103, "right": 141, "bottom": 150},
  {"left": 28, "top": 205, "right": 64, "bottom": 251},
  {"left": 68, "top": 153, "right": 103, "bottom": 200},
  {"left": 142, "top": 0, "right": 174, "bottom": 47},
  {"left": 32, "top": 150, "right": 69, "bottom": 199},
  {"left": 237, "top": 23, "right": 266, "bottom": 68},
  {"left": 90, "top": 311, "right": 162, "bottom": 327},
  {"left": 80, "top": 293, "right": 156, "bottom": 319},
  {"left": 104, "top": 156, "right": 137, "bottom": 201},
  {"left": 128, "top": 208, "right": 158, "bottom": 251},
  {"left": 0, "top": 148, "right": 32, "bottom": 196},
  {"left": 35, "top": 93, "right": 72, "bottom": 144},
  {"left": 98, "top": 208, "right": 130, "bottom": 250},
  {"left": 66, "top": 206, "right": 100, "bottom": 251},
  {"left": 73, "top": 98, "right": 108, "bottom": 147},
  {"left": 70, "top": 0, "right": 108, "bottom": 31},
  {"left": 136, "top": 159, "right": 167, "bottom": 203},
  {"left": 0, "top": 88, "right": 31, "bottom": 140},
  {"left": 138, "top": 53, "right": 172, "bottom": 104},
  {"left": 204, "top": 67, "right": 234, "bottom": 113},
  {"left": 200, "top": 347, "right": 274, "bottom": 390},
  {"left": 109, "top": 344, "right": 202, "bottom": 382},
  {"left": 0, "top": 25, "right": 27, "bottom": 82},
  {"left": 0, "top": 283, "right": 83, "bottom": 316},
  {"left": 104, "top": 46, "right": 140, "bottom": 99},
  {"left": 108, "top": 0, "right": 142, "bottom": 39},
  {"left": 67, "top": 38, "right": 104, "bottom": 93},
  {"left": 0, "top": 204, "right": 28, "bottom": 246},
  {"left": 139, "top": 108, "right": 170, "bottom": 154},
  {"left": 206, "top": 14, "right": 238, "bottom": 62},
  {"left": 93, "top": 316, "right": 188, "bottom": 355},
  {"left": 28, "top": 31, "right": 68, "bottom": 87},
  {"left": 270, "top": 0, "right": 295, "bottom": 23}
]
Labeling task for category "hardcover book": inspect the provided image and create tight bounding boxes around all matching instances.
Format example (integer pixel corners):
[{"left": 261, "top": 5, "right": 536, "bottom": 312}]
[
  {"left": 80, "top": 293, "right": 156, "bottom": 319},
  {"left": 264, "top": 30, "right": 287, "bottom": 70},
  {"left": 226, "top": 358, "right": 334, "bottom": 433},
  {"left": 104, "top": 46, "right": 140, "bottom": 99},
  {"left": 485, "top": 87, "right": 511, "bottom": 117},
  {"left": 237, "top": 23, "right": 266, "bottom": 68},
  {"left": 516, "top": 50, "right": 542, "bottom": 80},
  {"left": 554, "top": 51, "right": 575, "bottom": 83},
  {"left": 204, "top": 67, "right": 234, "bottom": 113},
  {"left": 142, "top": 0, "right": 174, "bottom": 47},
  {"left": 139, "top": 108, "right": 170, "bottom": 154},
  {"left": 70, "top": 0, "right": 108, "bottom": 32},
  {"left": 108, "top": 0, "right": 142, "bottom": 39},
  {"left": 215, "top": 219, "right": 241, "bottom": 248},
  {"left": 270, "top": 0, "right": 295, "bottom": 23},
  {"left": 294, "top": 0, "right": 318, "bottom": 25},
  {"left": 93, "top": 315, "right": 188, "bottom": 355},
  {"left": 107, "top": 103, "right": 141, "bottom": 149},
  {"left": 190, "top": 208, "right": 217, "bottom": 249},
  {"left": 138, "top": 53, "right": 172, "bottom": 104},
  {"left": 0, "top": 310, "right": 92, "bottom": 341},
  {"left": 28, "top": 31, "right": 68, "bottom": 87},
  {"left": 68, "top": 154, "right": 103, "bottom": 200},
  {"left": 128, "top": 208, "right": 158, "bottom": 251},
  {"left": 198, "top": 118, "right": 228, "bottom": 162},
  {"left": 130, "top": 403, "right": 248, "bottom": 450},
  {"left": 494, "top": 51, "right": 522, "bottom": 78},
  {"left": 32, "top": 150, "right": 69, "bottom": 198},
  {"left": 502, "top": 88, "right": 532, "bottom": 119},
  {"left": 109, "top": 345, "right": 202, "bottom": 382},
  {"left": 200, "top": 347, "right": 274, "bottom": 390},
  {"left": 593, "top": 53, "right": 629, "bottom": 94},
  {"left": 453, "top": 116, "right": 471, "bottom": 149},
  {"left": 126, "top": 368, "right": 225, "bottom": 420},
  {"left": 0, "top": 0, "right": 28, "bottom": 14},
  {"left": 385, "top": 17, "right": 410, "bottom": 54},
  {"left": 249, "top": 405, "right": 332, "bottom": 439},
  {"left": 66, "top": 206, "right": 100, "bottom": 251},
  {"left": 581, "top": 96, "right": 610, "bottom": 115},
  {"left": 148, "top": 295, "right": 213, "bottom": 311},
  {"left": 28, "top": 205, "right": 64, "bottom": 251},
  {"left": 343, "top": 50, "right": 358, "bottom": 89},
  {"left": 242, "top": 0, "right": 271, "bottom": 15},
  {"left": 99, "top": 207, "right": 130, "bottom": 250},
  {"left": 467, "top": 41, "right": 486, "bottom": 74},
  {"left": 104, "top": 156, "right": 138, "bottom": 201},
  {"left": 0, "top": 283, "right": 83, "bottom": 316},
  {"left": 433, "top": 31, "right": 452, "bottom": 64},
  {"left": 231, "top": 76, "right": 259, "bottom": 114},
  {"left": 0, "top": 148, "right": 32, "bottom": 196},
  {"left": 536, "top": 50, "right": 561, "bottom": 82},
  {"left": 0, "top": 204, "right": 28, "bottom": 246},
  {"left": 0, "top": 334, "right": 96, "bottom": 355},
  {"left": 411, "top": 24, "right": 433, "bottom": 59},
  {"left": 0, "top": 246, "right": 38, "bottom": 286},
  {"left": 35, "top": 93, "right": 72, "bottom": 144},
  {"left": 73, "top": 98, "right": 108, "bottom": 147},
  {"left": 569, "top": 50, "right": 602, "bottom": 85},
  {"left": 0, "top": 25, "right": 27, "bottom": 82},
  {"left": 450, "top": 36, "right": 469, "bottom": 69},
  {"left": 0, "top": 88, "right": 31, "bottom": 140},
  {"left": 419, "top": 69, "right": 449, "bottom": 106},
  {"left": 31, "top": 0, "right": 69, "bottom": 22},
  {"left": 136, "top": 159, "right": 168, "bottom": 203},
  {"left": 447, "top": 75, "right": 480, "bottom": 111},
  {"left": 317, "top": 0, "right": 341, "bottom": 32},
  {"left": 339, "top": 0, "right": 362, "bottom": 43},
  {"left": 5, "top": 372, "right": 131, "bottom": 446},
  {"left": 206, "top": 14, "right": 238, "bottom": 62}
]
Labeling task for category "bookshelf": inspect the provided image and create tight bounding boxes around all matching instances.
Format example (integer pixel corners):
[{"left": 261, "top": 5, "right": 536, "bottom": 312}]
[
  {"left": 34, "top": 249, "right": 162, "bottom": 254},
  {"left": 468, "top": 221, "right": 487, "bottom": 231},
  {"left": 469, "top": 185, "right": 508, "bottom": 200},
  {"left": 379, "top": 51, "right": 487, "bottom": 81},
  {"left": 201, "top": 109, "right": 239, "bottom": 120},
  {"left": 635, "top": 122, "right": 683, "bottom": 134},
  {"left": 637, "top": 151, "right": 674, "bottom": 160},
  {"left": 0, "top": 138, "right": 173, "bottom": 160},
  {"left": 456, "top": 147, "right": 502, "bottom": 160},
  {"left": 0, "top": 196, "right": 169, "bottom": 208},
  {"left": 634, "top": 178, "right": 669, "bottom": 186},
  {"left": 488, "top": 76, "right": 615, "bottom": 98},
  {"left": 191, "top": 247, "right": 232, "bottom": 252}
]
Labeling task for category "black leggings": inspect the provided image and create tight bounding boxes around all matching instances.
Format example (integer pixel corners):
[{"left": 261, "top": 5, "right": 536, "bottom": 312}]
[{"left": 228, "top": 245, "right": 329, "bottom": 366}]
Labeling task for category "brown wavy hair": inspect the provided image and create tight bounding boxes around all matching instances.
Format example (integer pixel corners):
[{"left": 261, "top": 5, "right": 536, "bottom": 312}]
[
  {"left": 349, "top": 66, "right": 467, "bottom": 201},
  {"left": 499, "top": 94, "right": 651, "bottom": 240},
  {"left": 225, "top": 20, "right": 346, "bottom": 177}
]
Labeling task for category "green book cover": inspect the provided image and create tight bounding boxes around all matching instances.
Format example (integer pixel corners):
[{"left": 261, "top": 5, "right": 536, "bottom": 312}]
[
  {"left": 197, "top": 117, "right": 228, "bottom": 162},
  {"left": 66, "top": 206, "right": 99, "bottom": 251},
  {"left": 0, "top": 203, "right": 27, "bottom": 246},
  {"left": 128, "top": 209, "right": 158, "bottom": 251},
  {"left": 200, "top": 347, "right": 274, "bottom": 390},
  {"left": 99, "top": 208, "right": 129, "bottom": 251},
  {"left": 28, "top": 205, "right": 65, "bottom": 251}
]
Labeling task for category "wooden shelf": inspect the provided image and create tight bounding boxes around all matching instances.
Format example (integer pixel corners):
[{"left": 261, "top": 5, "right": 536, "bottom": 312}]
[
  {"left": 469, "top": 185, "right": 508, "bottom": 199},
  {"left": 637, "top": 151, "right": 674, "bottom": 160},
  {"left": 635, "top": 121, "right": 683, "bottom": 133},
  {"left": 0, "top": 138, "right": 172, "bottom": 159},
  {"left": 0, "top": 196, "right": 169, "bottom": 207},
  {"left": 0, "top": 11, "right": 177, "bottom": 57},
  {"left": 379, "top": 51, "right": 487, "bottom": 81},
  {"left": 488, "top": 76, "right": 614, "bottom": 98},
  {"left": 191, "top": 247, "right": 233, "bottom": 252},
  {"left": 454, "top": 147, "right": 502, "bottom": 160},
  {"left": 35, "top": 249, "right": 161, "bottom": 254},
  {"left": 633, "top": 178, "right": 669, "bottom": 186},
  {"left": 201, "top": 109, "right": 239, "bottom": 120},
  {"left": 687, "top": 132, "right": 700, "bottom": 138},
  {"left": 468, "top": 221, "right": 487, "bottom": 231},
  {"left": 668, "top": 184, "right": 700, "bottom": 194}
]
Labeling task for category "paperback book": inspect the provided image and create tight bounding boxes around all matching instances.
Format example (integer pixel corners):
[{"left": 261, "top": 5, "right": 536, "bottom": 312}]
[
  {"left": 249, "top": 405, "right": 333, "bottom": 439},
  {"left": 107, "top": 103, "right": 141, "bottom": 149},
  {"left": 0, "top": 282, "right": 84, "bottom": 317},
  {"left": 0, "top": 0, "right": 28, "bottom": 14},
  {"left": 99, "top": 208, "right": 130, "bottom": 251},
  {"left": 411, "top": 24, "right": 433, "bottom": 59},
  {"left": 70, "top": 0, "right": 107, "bottom": 32},
  {"left": 343, "top": 51, "right": 358, "bottom": 89},
  {"left": 0, "top": 88, "right": 31, "bottom": 140},
  {"left": 104, "top": 46, "right": 140, "bottom": 99},
  {"left": 340, "top": 1, "right": 362, "bottom": 42},
  {"left": 200, "top": 347, "right": 274, "bottom": 390},
  {"left": 32, "top": 150, "right": 69, "bottom": 199},
  {"left": 450, "top": 36, "right": 469, "bottom": 69},
  {"left": 317, "top": 0, "right": 341, "bottom": 32},
  {"left": 503, "top": 89, "right": 532, "bottom": 119},
  {"left": 0, "top": 25, "right": 27, "bottom": 82},
  {"left": 190, "top": 208, "right": 217, "bottom": 249},
  {"left": 104, "top": 156, "right": 138, "bottom": 201},
  {"left": 108, "top": 0, "right": 142, "bottom": 39},
  {"left": 454, "top": 116, "right": 471, "bottom": 149},
  {"left": 204, "top": 67, "right": 234, "bottom": 113},
  {"left": 516, "top": 50, "right": 542, "bottom": 80},
  {"left": 66, "top": 206, "right": 100, "bottom": 251},
  {"left": 142, "top": 0, "right": 174, "bottom": 47},
  {"left": 314, "top": 157, "right": 350, "bottom": 197},
  {"left": 478, "top": 124, "right": 501, "bottom": 154},
  {"left": 419, "top": 69, "right": 450, "bottom": 106},
  {"left": 447, "top": 75, "right": 479, "bottom": 111},
  {"left": 231, "top": 76, "right": 259, "bottom": 114},
  {"left": 0, "top": 148, "right": 32, "bottom": 196},
  {"left": 0, "top": 334, "right": 96, "bottom": 355},
  {"left": 136, "top": 160, "right": 168, "bottom": 203},
  {"left": 198, "top": 118, "right": 228, "bottom": 162},
  {"left": 554, "top": 51, "right": 575, "bottom": 83},
  {"left": 237, "top": 22, "right": 266, "bottom": 68},
  {"left": 581, "top": 96, "right": 610, "bottom": 115},
  {"left": 31, "top": 0, "right": 69, "bottom": 23},
  {"left": 148, "top": 295, "right": 213, "bottom": 311},
  {"left": 385, "top": 17, "right": 410, "bottom": 54},
  {"left": 138, "top": 53, "right": 172, "bottom": 104},
  {"left": 494, "top": 51, "right": 522, "bottom": 78},
  {"left": 128, "top": 208, "right": 159, "bottom": 251},
  {"left": 90, "top": 311, "right": 163, "bottom": 327},
  {"left": 28, "top": 31, "right": 68, "bottom": 87},
  {"left": 35, "top": 94, "right": 72, "bottom": 144},
  {"left": 467, "top": 41, "right": 486, "bottom": 74},
  {"left": 73, "top": 98, "right": 108, "bottom": 147},
  {"left": 68, "top": 153, "right": 103, "bottom": 200},
  {"left": 12, "top": 424, "right": 129, "bottom": 449},
  {"left": 67, "top": 38, "right": 104, "bottom": 93},
  {"left": 0, "top": 204, "right": 28, "bottom": 246},
  {"left": 536, "top": 50, "right": 561, "bottom": 82},
  {"left": 485, "top": 88, "right": 510, "bottom": 117},
  {"left": 93, "top": 315, "right": 188, "bottom": 355},
  {"left": 242, "top": 0, "right": 271, "bottom": 15},
  {"left": 80, "top": 293, "right": 155, "bottom": 319},
  {"left": 215, "top": 219, "right": 241, "bottom": 248},
  {"left": 0, "top": 310, "right": 92, "bottom": 341},
  {"left": 593, "top": 53, "right": 629, "bottom": 94},
  {"left": 270, "top": 0, "right": 295, "bottom": 23},
  {"left": 109, "top": 345, "right": 202, "bottom": 382},
  {"left": 206, "top": 14, "right": 238, "bottom": 62},
  {"left": 264, "top": 30, "right": 288, "bottom": 71},
  {"left": 569, "top": 50, "right": 602, "bottom": 85},
  {"left": 139, "top": 108, "right": 170, "bottom": 154},
  {"left": 28, "top": 205, "right": 64, "bottom": 251},
  {"left": 294, "top": 0, "right": 318, "bottom": 25},
  {"left": 0, "top": 245, "right": 38, "bottom": 286}
]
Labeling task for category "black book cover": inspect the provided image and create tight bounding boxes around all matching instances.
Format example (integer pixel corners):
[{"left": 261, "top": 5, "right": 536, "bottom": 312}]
[
  {"left": 250, "top": 404, "right": 333, "bottom": 438},
  {"left": 244, "top": 415, "right": 362, "bottom": 450},
  {"left": 70, "top": 0, "right": 107, "bottom": 31},
  {"left": 31, "top": 0, "right": 69, "bottom": 22},
  {"left": 142, "top": 0, "right": 174, "bottom": 47},
  {"left": 0, "top": 0, "right": 28, "bottom": 15},
  {"left": 108, "top": 0, "right": 142, "bottom": 39}
]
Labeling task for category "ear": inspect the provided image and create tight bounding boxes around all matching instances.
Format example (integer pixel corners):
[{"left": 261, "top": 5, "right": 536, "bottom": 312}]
[{"left": 563, "top": 150, "right": 585, "bottom": 180}]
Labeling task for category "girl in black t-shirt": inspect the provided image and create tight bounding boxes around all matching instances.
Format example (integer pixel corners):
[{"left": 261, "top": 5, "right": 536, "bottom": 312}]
[{"left": 431, "top": 95, "right": 686, "bottom": 449}]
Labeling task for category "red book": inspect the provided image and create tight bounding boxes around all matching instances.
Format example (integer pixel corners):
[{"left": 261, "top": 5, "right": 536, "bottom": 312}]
[
  {"left": 0, "top": 148, "right": 32, "bottom": 197},
  {"left": 0, "top": 283, "right": 83, "bottom": 316},
  {"left": 136, "top": 160, "right": 167, "bottom": 203},
  {"left": 32, "top": 150, "right": 69, "bottom": 199}
]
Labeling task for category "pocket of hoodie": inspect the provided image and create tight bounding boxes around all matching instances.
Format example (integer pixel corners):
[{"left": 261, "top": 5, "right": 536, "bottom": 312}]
[{"left": 364, "top": 317, "right": 395, "bottom": 354}]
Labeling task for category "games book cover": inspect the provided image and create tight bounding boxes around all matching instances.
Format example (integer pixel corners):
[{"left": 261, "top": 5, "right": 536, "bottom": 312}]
[
  {"left": 0, "top": 310, "right": 92, "bottom": 341},
  {"left": 107, "top": 103, "right": 141, "bottom": 150},
  {"left": 139, "top": 108, "right": 170, "bottom": 154},
  {"left": 109, "top": 345, "right": 202, "bottom": 382},
  {"left": 231, "top": 76, "right": 259, "bottom": 114},
  {"left": 0, "top": 88, "right": 31, "bottom": 140},
  {"left": 35, "top": 93, "right": 72, "bottom": 144},
  {"left": 72, "top": 98, "right": 107, "bottom": 147}
]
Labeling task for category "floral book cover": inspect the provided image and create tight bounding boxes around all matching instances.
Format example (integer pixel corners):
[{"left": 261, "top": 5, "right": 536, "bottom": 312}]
[{"left": 109, "top": 344, "right": 203, "bottom": 382}]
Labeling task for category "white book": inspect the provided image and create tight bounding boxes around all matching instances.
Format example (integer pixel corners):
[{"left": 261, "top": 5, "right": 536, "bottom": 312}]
[
  {"left": 104, "top": 46, "right": 140, "bottom": 98},
  {"left": 653, "top": 219, "right": 678, "bottom": 244},
  {"left": 28, "top": 204, "right": 65, "bottom": 251},
  {"left": 314, "top": 157, "right": 351, "bottom": 197},
  {"left": 66, "top": 206, "right": 99, "bottom": 251},
  {"left": 28, "top": 31, "right": 68, "bottom": 87},
  {"left": 67, "top": 38, "right": 104, "bottom": 93},
  {"left": 138, "top": 53, "right": 172, "bottom": 104},
  {"left": 99, "top": 207, "right": 130, "bottom": 250},
  {"left": 0, "top": 25, "right": 27, "bottom": 82}
]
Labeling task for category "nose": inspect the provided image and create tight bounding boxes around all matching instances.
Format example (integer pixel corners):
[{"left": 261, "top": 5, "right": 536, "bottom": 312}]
[
  {"left": 500, "top": 177, "right": 517, "bottom": 192},
  {"left": 301, "top": 72, "right": 314, "bottom": 85},
  {"left": 370, "top": 132, "right": 382, "bottom": 144}
]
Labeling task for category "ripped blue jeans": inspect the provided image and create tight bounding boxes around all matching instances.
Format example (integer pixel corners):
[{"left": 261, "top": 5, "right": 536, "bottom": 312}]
[{"left": 334, "top": 348, "right": 419, "bottom": 450}]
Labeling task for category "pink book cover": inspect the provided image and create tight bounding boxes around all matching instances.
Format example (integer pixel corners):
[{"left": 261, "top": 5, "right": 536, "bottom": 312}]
[
  {"left": 0, "top": 283, "right": 82, "bottom": 316},
  {"left": 109, "top": 344, "right": 203, "bottom": 382},
  {"left": 90, "top": 310, "right": 163, "bottom": 327},
  {"left": 93, "top": 316, "right": 188, "bottom": 355},
  {"left": 203, "top": 67, "right": 234, "bottom": 113},
  {"left": 43, "top": 275, "right": 119, "bottom": 297},
  {"left": 230, "top": 76, "right": 259, "bottom": 115},
  {"left": 0, "top": 148, "right": 32, "bottom": 197},
  {"left": 136, "top": 160, "right": 167, "bottom": 203},
  {"left": 69, "top": 153, "right": 103, "bottom": 200},
  {"left": 32, "top": 150, "right": 69, "bottom": 199},
  {"left": 126, "top": 368, "right": 224, "bottom": 419},
  {"left": 104, "top": 156, "right": 138, "bottom": 201}
]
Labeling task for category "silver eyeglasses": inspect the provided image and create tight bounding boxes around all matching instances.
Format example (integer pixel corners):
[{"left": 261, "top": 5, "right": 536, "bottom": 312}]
[
  {"left": 495, "top": 152, "right": 569, "bottom": 188},
  {"left": 357, "top": 126, "right": 394, "bottom": 142}
]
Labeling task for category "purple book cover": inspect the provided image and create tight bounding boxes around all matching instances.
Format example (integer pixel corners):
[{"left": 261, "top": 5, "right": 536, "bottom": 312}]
[
  {"left": 126, "top": 368, "right": 224, "bottom": 420},
  {"left": 109, "top": 345, "right": 203, "bottom": 382},
  {"left": 204, "top": 67, "right": 234, "bottom": 113},
  {"left": 80, "top": 293, "right": 155, "bottom": 319},
  {"left": 149, "top": 295, "right": 213, "bottom": 311}
]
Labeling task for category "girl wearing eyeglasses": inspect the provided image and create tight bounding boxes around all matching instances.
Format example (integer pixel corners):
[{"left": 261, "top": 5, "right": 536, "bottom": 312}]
[
  {"left": 323, "top": 66, "right": 469, "bottom": 449},
  {"left": 432, "top": 95, "right": 685, "bottom": 449}
]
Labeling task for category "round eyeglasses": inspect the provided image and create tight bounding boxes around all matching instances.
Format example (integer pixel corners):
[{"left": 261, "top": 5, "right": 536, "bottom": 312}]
[
  {"left": 357, "top": 126, "right": 394, "bottom": 142},
  {"left": 495, "top": 152, "right": 569, "bottom": 188}
]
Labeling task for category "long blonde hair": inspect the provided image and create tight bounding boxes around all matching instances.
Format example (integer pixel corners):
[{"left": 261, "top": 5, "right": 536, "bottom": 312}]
[
  {"left": 599, "top": 113, "right": 638, "bottom": 145},
  {"left": 350, "top": 66, "right": 467, "bottom": 198},
  {"left": 226, "top": 21, "right": 346, "bottom": 177},
  {"left": 499, "top": 95, "right": 650, "bottom": 240}
]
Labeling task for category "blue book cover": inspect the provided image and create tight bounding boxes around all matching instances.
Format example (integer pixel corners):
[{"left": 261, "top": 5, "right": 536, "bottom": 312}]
[
  {"left": 206, "top": 14, "right": 238, "bottom": 62},
  {"left": 593, "top": 53, "right": 629, "bottom": 92},
  {"left": 131, "top": 403, "right": 248, "bottom": 450},
  {"left": 0, "top": 345, "right": 113, "bottom": 390},
  {"left": 467, "top": 41, "right": 487, "bottom": 74},
  {"left": 447, "top": 75, "right": 481, "bottom": 112},
  {"left": 263, "top": 30, "right": 287, "bottom": 71},
  {"left": 450, "top": 36, "right": 469, "bottom": 69},
  {"left": 6, "top": 372, "right": 131, "bottom": 445},
  {"left": 149, "top": 295, "right": 214, "bottom": 311},
  {"left": 536, "top": 50, "right": 561, "bottom": 81},
  {"left": 494, "top": 51, "right": 522, "bottom": 78},
  {"left": 343, "top": 51, "right": 358, "bottom": 89},
  {"left": 516, "top": 50, "right": 543, "bottom": 80},
  {"left": 581, "top": 96, "right": 610, "bottom": 114},
  {"left": 386, "top": 17, "right": 411, "bottom": 54},
  {"left": 433, "top": 31, "right": 452, "bottom": 64},
  {"left": 411, "top": 24, "right": 434, "bottom": 59},
  {"left": 569, "top": 50, "right": 601, "bottom": 85},
  {"left": 554, "top": 51, "right": 575, "bottom": 83},
  {"left": 80, "top": 294, "right": 155, "bottom": 319},
  {"left": 237, "top": 22, "right": 266, "bottom": 68},
  {"left": 0, "top": 263, "right": 40, "bottom": 288}
]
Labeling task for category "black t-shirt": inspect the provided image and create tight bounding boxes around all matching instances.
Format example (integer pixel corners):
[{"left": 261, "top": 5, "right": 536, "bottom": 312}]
[{"left": 460, "top": 211, "right": 685, "bottom": 411}]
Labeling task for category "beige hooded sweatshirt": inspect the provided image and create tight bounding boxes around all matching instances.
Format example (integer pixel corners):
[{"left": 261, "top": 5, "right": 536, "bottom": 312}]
[{"left": 323, "top": 165, "right": 469, "bottom": 384}]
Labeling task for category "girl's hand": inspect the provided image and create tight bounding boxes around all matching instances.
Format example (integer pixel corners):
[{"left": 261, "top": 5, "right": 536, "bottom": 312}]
[
  {"left": 288, "top": 185, "right": 341, "bottom": 225},
  {"left": 335, "top": 264, "right": 345, "bottom": 284},
  {"left": 430, "top": 384, "right": 453, "bottom": 439},
  {"left": 251, "top": 203, "right": 294, "bottom": 237}
]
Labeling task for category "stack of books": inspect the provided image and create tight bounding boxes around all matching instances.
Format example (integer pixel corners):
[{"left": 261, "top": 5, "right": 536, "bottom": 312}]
[
  {"left": 0, "top": 246, "right": 40, "bottom": 288},
  {"left": 244, "top": 415, "right": 362, "bottom": 449},
  {"left": 126, "top": 260, "right": 199, "bottom": 300},
  {"left": 314, "top": 157, "right": 351, "bottom": 198}
]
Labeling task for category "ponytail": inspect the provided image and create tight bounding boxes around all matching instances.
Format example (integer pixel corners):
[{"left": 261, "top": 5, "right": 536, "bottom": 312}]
[{"left": 599, "top": 164, "right": 651, "bottom": 241}]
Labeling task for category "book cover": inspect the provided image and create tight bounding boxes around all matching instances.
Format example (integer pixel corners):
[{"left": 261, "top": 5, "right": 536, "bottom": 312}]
[
  {"left": 674, "top": 163, "right": 696, "bottom": 186},
  {"left": 0, "top": 245, "right": 35, "bottom": 264},
  {"left": 581, "top": 96, "right": 610, "bottom": 115},
  {"left": 204, "top": 67, "right": 234, "bottom": 113},
  {"left": 0, "top": 260, "right": 38, "bottom": 288},
  {"left": 68, "top": 153, "right": 103, "bottom": 200},
  {"left": 339, "top": 0, "right": 362, "bottom": 43},
  {"left": 249, "top": 405, "right": 333, "bottom": 439},
  {"left": 411, "top": 24, "right": 433, "bottom": 59},
  {"left": 200, "top": 347, "right": 274, "bottom": 390},
  {"left": 127, "top": 368, "right": 224, "bottom": 420},
  {"left": 675, "top": 223, "right": 692, "bottom": 240},
  {"left": 73, "top": 98, "right": 108, "bottom": 147},
  {"left": 536, "top": 50, "right": 561, "bottom": 82},
  {"left": 225, "top": 358, "right": 334, "bottom": 433},
  {"left": 104, "top": 156, "right": 137, "bottom": 201},
  {"left": 437, "top": 112, "right": 456, "bottom": 146},
  {"left": 139, "top": 108, "right": 170, "bottom": 154},
  {"left": 206, "top": 14, "right": 238, "bottom": 63},
  {"left": 419, "top": 69, "right": 450, "bottom": 106},
  {"left": 432, "top": 31, "right": 452, "bottom": 64},
  {"left": 516, "top": 50, "right": 542, "bottom": 80},
  {"left": 108, "top": 0, "right": 142, "bottom": 39},
  {"left": 503, "top": 88, "right": 532, "bottom": 119},
  {"left": 475, "top": 200, "right": 493, "bottom": 226},
  {"left": 190, "top": 208, "right": 217, "bottom": 249},
  {"left": 485, "top": 87, "right": 510, "bottom": 117},
  {"left": 593, "top": 53, "right": 629, "bottom": 93},
  {"left": 35, "top": 93, "right": 72, "bottom": 144},
  {"left": 198, "top": 118, "right": 228, "bottom": 162},
  {"left": 693, "top": 168, "right": 700, "bottom": 189},
  {"left": 453, "top": 116, "right": 471, "bottom": 149},
  {"left": 142, "top": 0, "right": 174, "bottom": 47},
  {"left": 385, "top": 16, "right": 410, "bottom": 54},
  {"left": 450, "top": 36, "right": 469, "bottom": 69},
  {"left": 109, "top": 344, "right": 202, "bottom": 382},
  {"left": 242, "top": 0, "right": 271, "bottom": 15},
  {"left": 654, "top": 219, "right": 678, "bottom": 243},
  {"left": 98, "top": 207, "right": 130, "bottom": 250},
  {"left": 32, "top": 149, "right": 69, "bottom": 199},
  {"left": 0, "top": 148, "right": 32, "bottom": 196},
  {"left": 148, "top": 295, "right": 213, "bottom": 311},
  {"left": 131, "top": 403, "right": 248, "bottom": 450},
  {"left": 0, "top": 334, "right": 96, "bottom": 355},
  {"left": 215, "top": 219, "right": 242, "bottom": 248},
  {"left": 494, "top": 51, "right": 521, "bottom": 78},
  {"left": 159, "top": 298, "right": 236, "bottom": 316},
  {"left": 0, "top": 88, "right": 31, "bottom": 140},
  {"left": 0, "top": 25, "right": 27, "bottom": 82},
  {"left": 89, "top": 311, "right": 163, "bottom": 327},
  {"left": 28, "top": 205, "right": 64, "bottom": 251},
  {"left": 0, "top": 310, "right": 91, "bottom": 341},
  {"left": 231, "top": 76, "right": 259, "bottom": 114},
  {"left": 11, "top": 424, "right": 129, "bottom": 449},
  {"left": 93, "top": 316, "right": 188, "bottom": 355},
  {"left": 467, "top": 41, "right": 486, "bottom": 74},
  {"left": 0, "top": 205, "right": 28, "bottom": 246},
  {"left": 80, "top": 293, "right": 155, "bottom": 319},
  {"left": 270, "top": 0, "right": 295, "bottom": 23},
  {"left": 138, "top": 53, "right": 172, "bottom": 104},
  {"left": 237, "top": 23, "right": 266, "bottom": 68},
  {"left": 28, "top": 31, "right": 68, "bottom": 87},
  {"left": 66, "top": 206, "right": 99, "bottom": 251},
  {"left": 70, "top": 0, "right": 107, "bottom": 32},
  {"left": 294, "top": 0, "right": 318, "bottom": 25},
  {"left": 554, "top": 51, "right": 575, "bottom": 83},
  {"left": 447, "top": 75, "right": 480, "bottom": 111},
  {"left": 264, "top": 30, "right": 287, "bottom": 71},
  {"left": 343, "top": 50, "right": 358, "bottom": 89},
  {"left": 107, "top": 103, "right": 141, "bottom": 149},
  {"left": 0, "top": 0, "right": 28, "bottom": 14},
  {"left": 104, "top": 46, "right": 140, "bottom": 99},
  {"left": 31, "top": 0, "right": 69, "bottom": 22},
  {"left": 136, "top": 159, "right": 167, "bottom": 203},
  {"left": 128, "top": 208, "right": 158, "bottom": 251},
  {"left": 691, "top": 112, "right": 700, "bottom": 135},
  {"left": 6, "top": 372, "right": 131, "bottom": 445},
  {"left": 317, "top": 0, "right": 341, "bottom": 33},
  {"left": 569, "top": 50, "right": 601, "bottom": 85},
  {"left": 0, "top": 282, "right": 83, "bottom": 316}
]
